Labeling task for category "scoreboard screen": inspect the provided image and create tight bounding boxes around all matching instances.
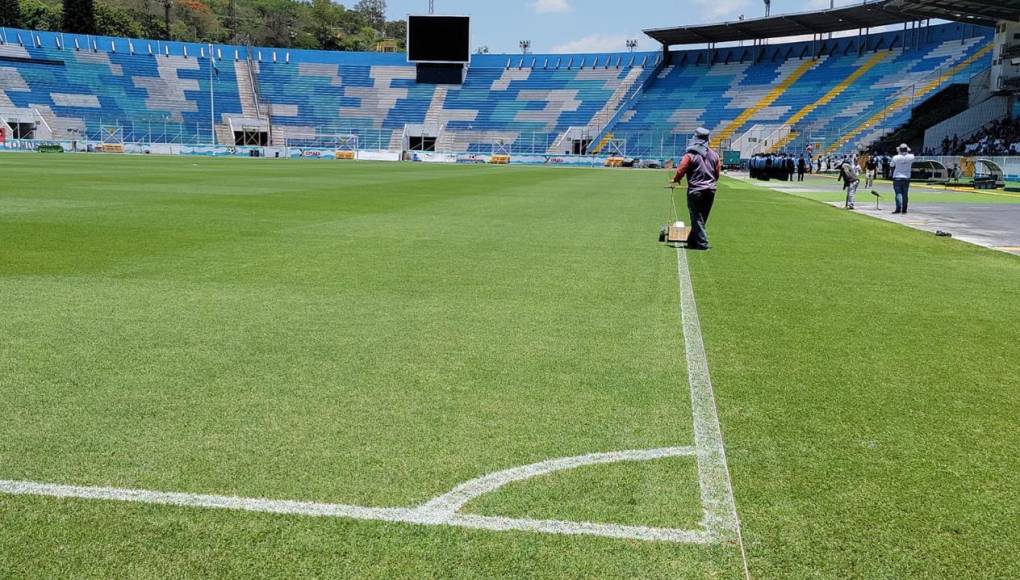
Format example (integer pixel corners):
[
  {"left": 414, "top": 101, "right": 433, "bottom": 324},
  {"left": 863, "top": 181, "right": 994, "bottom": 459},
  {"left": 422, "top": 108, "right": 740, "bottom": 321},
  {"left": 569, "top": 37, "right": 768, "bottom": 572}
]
[{"left": 408, "top": 16, "right": 470, "bottom": 63}]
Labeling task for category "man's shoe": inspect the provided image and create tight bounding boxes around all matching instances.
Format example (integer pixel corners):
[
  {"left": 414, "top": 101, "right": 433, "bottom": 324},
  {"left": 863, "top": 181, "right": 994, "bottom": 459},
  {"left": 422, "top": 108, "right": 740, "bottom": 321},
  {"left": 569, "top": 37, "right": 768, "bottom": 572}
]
[{"left": 892, "top": 211, "right": 902, "bottom": 214}]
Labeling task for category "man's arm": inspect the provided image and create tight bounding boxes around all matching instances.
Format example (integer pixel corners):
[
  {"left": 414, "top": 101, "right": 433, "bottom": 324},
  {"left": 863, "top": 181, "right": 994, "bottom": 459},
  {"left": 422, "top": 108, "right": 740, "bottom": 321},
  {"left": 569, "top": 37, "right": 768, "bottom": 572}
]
[
  {"left": 715, "top": 157, "right": 722, "bottom": 180},
  {"left": 673, "top": 154, "right": 691, "bottom": 184}
]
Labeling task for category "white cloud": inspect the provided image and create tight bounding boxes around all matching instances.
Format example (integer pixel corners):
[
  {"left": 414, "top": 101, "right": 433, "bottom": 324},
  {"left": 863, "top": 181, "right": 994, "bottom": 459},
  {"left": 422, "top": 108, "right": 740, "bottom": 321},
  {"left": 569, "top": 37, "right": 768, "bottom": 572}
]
[
  {"left": 551, "top": 34, "right": 646, "bottom": 54},
  {"left": 531, "top": 0, "right": 571, "bottom": 14}
]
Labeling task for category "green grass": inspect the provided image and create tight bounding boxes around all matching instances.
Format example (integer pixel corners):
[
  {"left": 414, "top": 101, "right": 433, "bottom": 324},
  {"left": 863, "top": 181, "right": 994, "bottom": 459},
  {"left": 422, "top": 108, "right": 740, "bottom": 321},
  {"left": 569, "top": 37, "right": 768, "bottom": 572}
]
[{"left": 1, "top": 155, "right": 1018, "bottom": 577}]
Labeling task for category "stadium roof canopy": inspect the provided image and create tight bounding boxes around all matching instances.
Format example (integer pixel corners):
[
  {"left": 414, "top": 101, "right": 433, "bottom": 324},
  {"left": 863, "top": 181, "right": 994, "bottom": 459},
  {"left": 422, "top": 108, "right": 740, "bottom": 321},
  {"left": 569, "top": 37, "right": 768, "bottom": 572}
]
[{"left": 644, "top": 0, "right": 1013, "bottom": 47}]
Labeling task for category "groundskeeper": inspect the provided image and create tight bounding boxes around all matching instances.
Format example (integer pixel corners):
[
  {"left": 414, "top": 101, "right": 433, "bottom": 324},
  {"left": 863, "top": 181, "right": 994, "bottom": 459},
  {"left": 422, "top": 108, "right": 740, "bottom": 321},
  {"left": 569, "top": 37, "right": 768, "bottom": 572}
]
[
  {"left": 672, "top": 127, "right": 722, "bottom": 251},
  {"left": 837, "top": 155, "right": 861, "bottom": 210}
]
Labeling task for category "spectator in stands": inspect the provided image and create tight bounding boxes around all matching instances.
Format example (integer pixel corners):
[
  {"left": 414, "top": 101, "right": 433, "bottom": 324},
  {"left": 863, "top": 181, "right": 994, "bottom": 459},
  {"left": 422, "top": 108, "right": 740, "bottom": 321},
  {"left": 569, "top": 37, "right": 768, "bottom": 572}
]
[
  {"left": 838, "top": 156, "right": 860, "bottom": 210},
  {"left": 797, "top": 155, "right": 807, "bottom": 181},
  {"left": 946, "top": 117, "right": 1020, "bottom": 156},
  {"left": 864, "top": 156, "right": 877, "bottom": 188},
  {"left": 891, "top": 144, "right": 915, "bottom": 215},
  {"left": 672, "top": 127, "right": 721, "bottom": 251}
]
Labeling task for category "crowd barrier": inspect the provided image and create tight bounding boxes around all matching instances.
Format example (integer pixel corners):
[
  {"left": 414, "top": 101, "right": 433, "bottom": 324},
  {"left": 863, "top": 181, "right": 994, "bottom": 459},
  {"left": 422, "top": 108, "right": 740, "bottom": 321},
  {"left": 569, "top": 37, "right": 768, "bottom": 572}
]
[{"left": 0, "top": 140, "right": 639, "bottom": 168}]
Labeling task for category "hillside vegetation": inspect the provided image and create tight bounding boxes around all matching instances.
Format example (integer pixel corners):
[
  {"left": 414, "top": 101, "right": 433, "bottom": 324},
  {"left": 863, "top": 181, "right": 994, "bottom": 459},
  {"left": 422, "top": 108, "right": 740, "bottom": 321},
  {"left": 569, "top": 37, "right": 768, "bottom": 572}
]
[{"left": 3, "top": 0, "right": 408, "bottom": 52}]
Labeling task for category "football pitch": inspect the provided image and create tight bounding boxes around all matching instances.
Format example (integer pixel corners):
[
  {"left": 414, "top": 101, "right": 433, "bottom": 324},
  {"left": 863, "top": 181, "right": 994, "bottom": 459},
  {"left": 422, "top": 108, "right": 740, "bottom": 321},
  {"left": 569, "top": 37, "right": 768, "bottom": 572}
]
[{"left": 1, "top": 155, "right": 1018, "bottom": 577}]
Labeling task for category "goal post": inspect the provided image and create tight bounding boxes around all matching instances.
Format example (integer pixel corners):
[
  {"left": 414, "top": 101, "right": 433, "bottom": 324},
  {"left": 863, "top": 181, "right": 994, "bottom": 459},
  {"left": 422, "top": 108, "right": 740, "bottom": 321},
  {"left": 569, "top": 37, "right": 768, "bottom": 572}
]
[
  {"left": 335, "top": 133, "right": 359, "bottom": 160},
  {"left": 99, "top": 124, "right": 125, "bottom": 153}
]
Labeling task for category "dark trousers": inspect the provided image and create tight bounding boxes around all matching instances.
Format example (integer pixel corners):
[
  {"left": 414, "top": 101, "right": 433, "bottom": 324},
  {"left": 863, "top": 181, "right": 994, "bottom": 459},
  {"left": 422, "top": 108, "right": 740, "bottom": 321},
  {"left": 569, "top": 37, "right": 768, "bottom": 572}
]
[
  {"left": 797, "top": 170, "right": 805, "bottom": 181},
  {"left": 687, "top": 190, "right": 716, "bottom": 249},
  {"left": 893, "top": 178, "right": 910, "bottom": 212}
]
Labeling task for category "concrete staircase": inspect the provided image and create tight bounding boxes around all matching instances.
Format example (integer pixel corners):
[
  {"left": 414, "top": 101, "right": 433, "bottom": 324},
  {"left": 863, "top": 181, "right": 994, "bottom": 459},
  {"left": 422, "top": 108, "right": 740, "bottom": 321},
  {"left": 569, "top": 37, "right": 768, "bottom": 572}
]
[
  {"left": 389, "top": 129, "right": 404, "bottom": 150},
  {"left": 424, "top": 86, "right": 447, "bottom": 128},
  {"left": 235, "top": 60, "right": 261, "bottom": 118},
  {"left": 216, "top": 124, "right": 234, "bottom": 145}
]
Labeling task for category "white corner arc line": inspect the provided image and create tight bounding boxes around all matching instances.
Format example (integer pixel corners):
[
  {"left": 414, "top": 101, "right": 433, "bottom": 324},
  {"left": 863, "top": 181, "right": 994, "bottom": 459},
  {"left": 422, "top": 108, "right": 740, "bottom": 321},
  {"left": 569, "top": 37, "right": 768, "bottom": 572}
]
[
  {"left": 419, "top": 447, "right": 694, "bottom": 516},
  {"left": 676, "top": 248, "right": 752, "bottom": 576}
]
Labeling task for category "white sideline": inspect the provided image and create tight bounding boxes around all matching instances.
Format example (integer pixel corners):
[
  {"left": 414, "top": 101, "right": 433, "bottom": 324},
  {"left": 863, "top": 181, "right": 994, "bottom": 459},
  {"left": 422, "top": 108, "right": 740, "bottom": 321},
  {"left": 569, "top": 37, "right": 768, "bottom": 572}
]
[
  {"left": 0, "top": 249, "right": 746, "bottom": 553},
  {"left": 676, "top": 248, "right": 751, "bottom": 576},
  {"left": 0, "top": 447, "right": 709, "bottom": 544}
]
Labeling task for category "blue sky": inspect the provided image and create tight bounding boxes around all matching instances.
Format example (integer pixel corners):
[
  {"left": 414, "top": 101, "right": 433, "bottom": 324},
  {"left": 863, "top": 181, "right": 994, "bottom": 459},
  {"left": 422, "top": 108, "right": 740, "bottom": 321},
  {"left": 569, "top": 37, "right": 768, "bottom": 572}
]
[{"left": 383, "top": 0, "right": 863, "bottom": 54}]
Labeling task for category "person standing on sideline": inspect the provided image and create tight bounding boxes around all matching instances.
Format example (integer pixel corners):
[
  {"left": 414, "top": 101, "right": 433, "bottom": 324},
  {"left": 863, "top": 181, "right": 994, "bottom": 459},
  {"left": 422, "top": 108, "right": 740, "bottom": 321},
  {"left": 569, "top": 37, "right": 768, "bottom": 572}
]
[
  {"left": 672, "top": 127, "right": 722, "bottom": 251},
  {"left": 837, "top": 156, "right": 860, "bottom": 209},
  {"left": 891, "top": 144, "right": 915, "bottom": 214},
  {"left": 864, "top": 156, "right": 877, "bottom": 188},
  {"left": 797, "top": 155, "right": 807, "bottom": 181}
]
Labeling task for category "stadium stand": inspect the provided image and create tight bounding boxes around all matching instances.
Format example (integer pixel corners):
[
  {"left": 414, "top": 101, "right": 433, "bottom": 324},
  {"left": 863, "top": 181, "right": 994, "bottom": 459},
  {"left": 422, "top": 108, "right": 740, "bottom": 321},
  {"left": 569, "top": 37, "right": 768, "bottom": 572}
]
[
  {"left": 611, "top": 24, "right": 992, "bottom": 157},
  {"left": 0, "top": 22, "right": 994, "bottom": 158},
  {"left": 0, "top": 32, "right": 244, "bottom": 144}
]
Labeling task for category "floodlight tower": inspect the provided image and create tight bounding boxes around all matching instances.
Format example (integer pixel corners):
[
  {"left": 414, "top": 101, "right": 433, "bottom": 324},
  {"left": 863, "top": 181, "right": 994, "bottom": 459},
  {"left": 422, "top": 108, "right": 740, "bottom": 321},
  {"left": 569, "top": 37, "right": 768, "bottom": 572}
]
[
  {"left": 428, "top": 0, "right": 434, "bottom": 14},
  {"left": 520, "top": 40, "right": 531, "bottom": 54},
  {"left": 764, "top": 0, "right": 770, "bottom": 17},
  {"left": 626, "top": 39, "right": 638, "bottom": 52}
]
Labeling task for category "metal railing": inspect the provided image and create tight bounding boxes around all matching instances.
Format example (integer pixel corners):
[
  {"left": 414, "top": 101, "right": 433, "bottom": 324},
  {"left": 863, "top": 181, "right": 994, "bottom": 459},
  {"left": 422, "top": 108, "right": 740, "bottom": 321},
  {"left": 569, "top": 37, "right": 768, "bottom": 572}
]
[{"left": 25, "top": 121, "right": 785, "bottom": 162}]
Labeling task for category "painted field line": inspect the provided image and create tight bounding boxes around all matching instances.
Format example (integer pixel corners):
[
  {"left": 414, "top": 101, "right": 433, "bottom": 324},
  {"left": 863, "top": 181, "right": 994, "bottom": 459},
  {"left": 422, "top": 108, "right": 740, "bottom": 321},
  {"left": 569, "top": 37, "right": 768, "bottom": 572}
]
[
  {"left": 0, "top": 447, "right": 712, "bottom": 544},
  {"left": 676, "top": 248, "right": 751, "bottom": 576},
  {"left": 0, "top": 251, "right": 746, "bottom": 550}
]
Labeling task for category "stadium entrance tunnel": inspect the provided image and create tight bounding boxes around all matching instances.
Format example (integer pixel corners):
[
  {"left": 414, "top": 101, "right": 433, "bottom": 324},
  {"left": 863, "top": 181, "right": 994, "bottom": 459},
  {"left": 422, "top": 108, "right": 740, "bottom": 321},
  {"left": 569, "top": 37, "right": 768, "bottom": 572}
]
[
  {"left": 409, "top": 136, "right": 438, "bottom": 152},
  {"left": 572, "top": 139, "right": 592, "bottom": 156},
  {"left": 234, "top": 129, "right": 268, "bottom": 146},
  {"left": 8, "top": 122, "right": 36, "bottom": 140}
]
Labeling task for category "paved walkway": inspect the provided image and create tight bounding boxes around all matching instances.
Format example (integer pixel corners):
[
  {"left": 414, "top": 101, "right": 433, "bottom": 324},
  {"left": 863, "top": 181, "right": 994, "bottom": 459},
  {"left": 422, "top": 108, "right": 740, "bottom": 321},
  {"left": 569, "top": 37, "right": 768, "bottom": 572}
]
[
  {"left": 730, "top": 173, "right": 1020, "bottom": 256},
  {"left": 828, "top": 203, "right": 1020, "bottom": 256}
]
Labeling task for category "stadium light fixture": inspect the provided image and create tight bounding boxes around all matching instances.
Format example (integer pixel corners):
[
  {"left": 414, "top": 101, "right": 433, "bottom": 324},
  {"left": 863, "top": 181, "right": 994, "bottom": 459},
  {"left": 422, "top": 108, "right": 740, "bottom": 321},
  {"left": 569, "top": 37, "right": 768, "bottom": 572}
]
[
  {"left": 626, "top": 39, "right": 638, "bottom": 52},
  {"left": 520, "top": 40, "right": 531, "bottom": 54}
]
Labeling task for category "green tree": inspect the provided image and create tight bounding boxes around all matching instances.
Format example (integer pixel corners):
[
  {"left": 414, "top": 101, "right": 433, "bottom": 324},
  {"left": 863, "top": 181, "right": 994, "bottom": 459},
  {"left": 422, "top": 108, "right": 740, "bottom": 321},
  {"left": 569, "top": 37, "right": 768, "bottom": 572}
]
[
  {"left": 159, "top": 0, "right": 171, "bottom": 38},
  {"left": 383, "top": 18, "right": 404, "bottom": 48},
  {"left": 62, "top": 0, "right": 96, "bottom": 33},
  {"left": 354, "top": 0, "right": 383, "bottom": 30},
  {"left": 307, "top": 0, "right": 341, "bottom": 50},
  {"left": 16, "top": 0, "right": 407, "bottom": 53},
  {"left": 95, "top": 2, "right": 144, "bottom": 37},
  {"left": 0, "top": 0, "right": 20, "bottom": 28},
  {"left": 19, "top": 0, "right": 61, "bottom": 30},
  {"left": 174, "top": 0, "right": 220, "bottom": 42}
]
